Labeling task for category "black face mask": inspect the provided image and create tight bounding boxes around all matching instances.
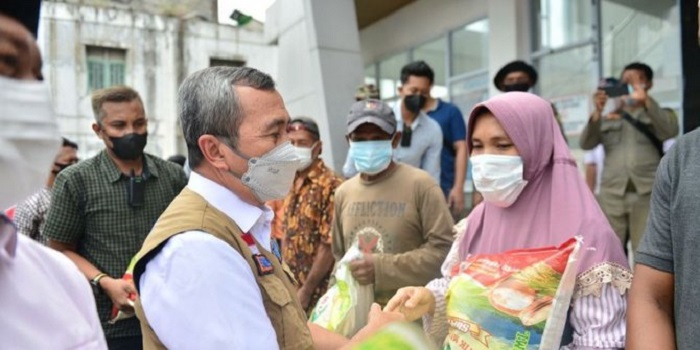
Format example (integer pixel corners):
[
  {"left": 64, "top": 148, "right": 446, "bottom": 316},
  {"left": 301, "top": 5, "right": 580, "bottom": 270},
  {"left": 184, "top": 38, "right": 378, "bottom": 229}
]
[
  {"left": 403, "top": 94, "right": 427, "bottom": 114},
  {"left": 109, "top": 132, "right": 148, "bottom": 161},
  {"left": 503, "top": 83, "right": 531, "bottom": 92}
]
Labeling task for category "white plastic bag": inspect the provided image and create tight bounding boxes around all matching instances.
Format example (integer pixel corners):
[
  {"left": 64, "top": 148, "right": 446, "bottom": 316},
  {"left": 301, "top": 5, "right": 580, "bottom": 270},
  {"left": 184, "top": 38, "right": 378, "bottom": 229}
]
[{"left": 309, "top": 244, "right": 373, "bottom": 337}]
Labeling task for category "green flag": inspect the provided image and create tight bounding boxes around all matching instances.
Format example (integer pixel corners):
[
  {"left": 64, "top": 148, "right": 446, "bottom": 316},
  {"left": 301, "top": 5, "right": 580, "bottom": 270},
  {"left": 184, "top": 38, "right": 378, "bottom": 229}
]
[{"left": 230, "top": 9, "right": 253, "bottom": 26}]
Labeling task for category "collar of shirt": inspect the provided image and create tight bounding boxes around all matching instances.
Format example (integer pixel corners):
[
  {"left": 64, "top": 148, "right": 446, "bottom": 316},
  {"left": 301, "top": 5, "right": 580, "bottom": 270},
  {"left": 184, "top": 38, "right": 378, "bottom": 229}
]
[
  {"left": 294, "top": 158, "right": 326, "bottom": 189},
  {"left": 98, "top": 150, "right": 159, "bottom": 183},
  {"left": 0, "top": 215, "right": 18, "bottom": 262},
  {"left": 426, "top": 98, "right": 442, "bottom": 113},
  {"left": 393, "top": 102, "right": 427, "bottom": 132},
  {"left": 187, "top": 172, "right": 273, "bottom": 251}
]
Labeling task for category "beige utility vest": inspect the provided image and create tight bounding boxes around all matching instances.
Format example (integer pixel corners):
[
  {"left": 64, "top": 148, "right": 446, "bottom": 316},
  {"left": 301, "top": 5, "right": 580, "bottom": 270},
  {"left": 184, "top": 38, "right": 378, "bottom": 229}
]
[{"left": 132, "top": 188, "right": 313, "bottom": 350}]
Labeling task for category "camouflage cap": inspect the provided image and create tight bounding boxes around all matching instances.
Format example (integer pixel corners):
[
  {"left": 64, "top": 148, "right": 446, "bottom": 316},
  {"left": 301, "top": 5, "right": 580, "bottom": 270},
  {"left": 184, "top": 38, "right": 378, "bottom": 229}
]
[{"left": 355, "top": 84, "right": 380, "bottom": 101}]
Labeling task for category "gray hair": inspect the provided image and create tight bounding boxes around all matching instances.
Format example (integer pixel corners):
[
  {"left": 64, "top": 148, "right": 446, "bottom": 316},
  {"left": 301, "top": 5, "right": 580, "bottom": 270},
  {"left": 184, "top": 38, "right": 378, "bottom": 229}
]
[{"left": 178, "top": 67, "right": 276, "bottom": 168}]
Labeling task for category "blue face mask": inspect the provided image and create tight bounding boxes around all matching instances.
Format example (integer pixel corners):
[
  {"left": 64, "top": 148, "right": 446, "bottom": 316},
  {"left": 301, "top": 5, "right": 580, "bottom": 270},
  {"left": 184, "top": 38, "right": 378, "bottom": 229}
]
[{"left": 349, "top": 140, "right": 393, "bottom": 175}]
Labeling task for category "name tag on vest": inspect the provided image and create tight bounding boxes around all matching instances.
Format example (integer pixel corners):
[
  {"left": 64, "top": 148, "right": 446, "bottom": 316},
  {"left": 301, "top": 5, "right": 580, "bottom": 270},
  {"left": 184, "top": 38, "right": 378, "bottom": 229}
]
[{"left": 253, "top": 254, "right": 274, "bottom": 276}]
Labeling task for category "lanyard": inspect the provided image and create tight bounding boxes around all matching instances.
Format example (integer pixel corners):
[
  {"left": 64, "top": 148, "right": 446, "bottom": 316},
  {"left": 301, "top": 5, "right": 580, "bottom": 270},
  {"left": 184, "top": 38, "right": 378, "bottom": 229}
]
[{"left": 241, "top": 232, "right": 281, "bottom": 276}]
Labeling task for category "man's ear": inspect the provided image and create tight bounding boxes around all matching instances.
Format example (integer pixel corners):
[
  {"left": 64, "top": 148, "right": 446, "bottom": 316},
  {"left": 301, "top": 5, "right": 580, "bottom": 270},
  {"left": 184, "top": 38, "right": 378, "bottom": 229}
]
[
  {"left": 198, "top": 135, "right": 229, "bottom": 171},
  {"left": 391, "top": 132, "right": 402, "bottom": 148},
  {"left": 92, "top": 123, "right": 102, "bottom": 138},
  {"left": 646, "top": 81, "right": 653, "bottom": 91},
  {"left": 314, "top": 140, "right": 323, "bottom": 157}
]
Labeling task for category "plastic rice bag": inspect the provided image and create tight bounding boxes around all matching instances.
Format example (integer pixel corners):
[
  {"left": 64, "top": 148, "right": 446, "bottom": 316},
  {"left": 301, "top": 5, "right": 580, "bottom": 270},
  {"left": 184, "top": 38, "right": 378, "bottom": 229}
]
[
  {"left": 444, "top": 237, "right": 582, "bottom": 350},
  {"left": 309, "top": 244, "right": 373, "bottom": 337}
]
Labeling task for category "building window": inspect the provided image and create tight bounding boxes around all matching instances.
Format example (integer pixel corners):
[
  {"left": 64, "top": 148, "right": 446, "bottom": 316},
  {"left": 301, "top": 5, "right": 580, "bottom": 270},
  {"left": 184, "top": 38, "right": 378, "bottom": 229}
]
[
  {"left": 210, "top": 58, "right": 246, "bottom": 67},
  {"left": 378, "top": 52, "right": 409, "bottom": 104},
  {"left": 86, "top": 46, "right": 126, "bottom": 91},
  {"left": 448, "top": 18, "right": 490, "bottom": 115},
  {"left": 413, "top": 36, "right": 448, "bottom": 99}
]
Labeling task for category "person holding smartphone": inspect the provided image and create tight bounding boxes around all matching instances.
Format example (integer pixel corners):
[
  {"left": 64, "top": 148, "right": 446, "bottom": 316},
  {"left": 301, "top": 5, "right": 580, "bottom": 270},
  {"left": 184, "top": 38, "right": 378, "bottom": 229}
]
[{"left": 579, "top": 63, "right": 678, "bottom": 255}]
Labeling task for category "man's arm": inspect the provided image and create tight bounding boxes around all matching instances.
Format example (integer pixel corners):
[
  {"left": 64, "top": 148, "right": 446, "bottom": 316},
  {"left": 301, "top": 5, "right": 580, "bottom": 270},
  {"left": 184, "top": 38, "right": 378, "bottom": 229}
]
[
  {"left": 373, "top": 183, "right": 454, "bottom": 293},
  {"left": 627, "top": 265, "right": 675, "bottom": 349},
  {"left": 644, "top": 98, "right": 679, "bottom": 141},
  {"left": 423, "top": 124, "right": 443, "bottom": 184},
  {"left": 584, "top": 163, "right": 597, "bottom": 193},
  {"left": 629, "top": 145, "right": 676, "bottom": 349},
  {"left": 580, "top": 91, "right": 607, "bottom": 150},
  {"left": 580, "top": 117, "right": 603, "bottom": 150},
  {"left": 310, "top": 303, "right": 405, "bottom": 350},
  {"left": 44, "top": 173, "right": 134, "bottom": 311},
  {"left": 298, "top": 244, "right": 334, "bottom": 308},
  {"left": 583, "top": 149, "right": 598, "bottom": 193},
  {"left": 301, "top": 179, "right": 342, "bottom": 303},
  {"left": 449, "top": 140, "right": 468, "bottom": 213}
]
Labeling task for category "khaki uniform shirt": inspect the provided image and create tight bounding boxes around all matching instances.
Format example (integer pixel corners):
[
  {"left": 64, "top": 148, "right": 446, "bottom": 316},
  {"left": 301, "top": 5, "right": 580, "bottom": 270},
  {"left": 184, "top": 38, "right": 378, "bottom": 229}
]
[{"left": 580, "top": 98, "right": 678, "bottom": 196}]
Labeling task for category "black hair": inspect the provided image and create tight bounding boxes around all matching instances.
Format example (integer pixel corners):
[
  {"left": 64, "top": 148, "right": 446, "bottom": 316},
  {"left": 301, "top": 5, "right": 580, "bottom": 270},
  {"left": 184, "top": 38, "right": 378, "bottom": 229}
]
[
  {"left": 623, "top": 62, "right": 654, "bottom": 81},
  {"left": 400, "top": 60, "right": 434, "bottom": 85},
  {"left": 62, "top": 137, "right": 79, "bottom": 150}
]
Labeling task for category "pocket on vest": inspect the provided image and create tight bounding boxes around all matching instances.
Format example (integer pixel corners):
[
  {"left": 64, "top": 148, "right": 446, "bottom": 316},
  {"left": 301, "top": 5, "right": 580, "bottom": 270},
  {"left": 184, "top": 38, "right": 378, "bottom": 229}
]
[{"left": 260, "top": 277, "right": 292, "bottom": 306}]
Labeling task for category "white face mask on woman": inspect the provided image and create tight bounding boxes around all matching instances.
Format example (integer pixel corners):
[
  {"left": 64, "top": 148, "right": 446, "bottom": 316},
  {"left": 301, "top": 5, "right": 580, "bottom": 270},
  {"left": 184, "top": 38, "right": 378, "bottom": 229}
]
[
  {"left": 471, "top": 154, "right": 528, "bottom": 208},
  {"left": 0, "top": 76, "right": 61, "bottom": 210}
]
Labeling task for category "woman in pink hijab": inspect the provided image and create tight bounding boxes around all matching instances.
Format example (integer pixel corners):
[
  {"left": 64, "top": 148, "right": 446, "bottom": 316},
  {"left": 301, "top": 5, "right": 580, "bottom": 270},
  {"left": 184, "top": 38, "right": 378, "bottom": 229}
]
[{"left": 386, "top": 92, "right": 631, "bottom": 348}]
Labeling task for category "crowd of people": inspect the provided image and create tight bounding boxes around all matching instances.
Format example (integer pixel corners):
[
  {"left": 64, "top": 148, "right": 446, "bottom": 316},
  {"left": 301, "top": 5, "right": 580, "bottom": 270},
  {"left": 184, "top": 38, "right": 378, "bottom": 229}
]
[{"left": 3, "top": 1, "right": 698, "bottom": 349}]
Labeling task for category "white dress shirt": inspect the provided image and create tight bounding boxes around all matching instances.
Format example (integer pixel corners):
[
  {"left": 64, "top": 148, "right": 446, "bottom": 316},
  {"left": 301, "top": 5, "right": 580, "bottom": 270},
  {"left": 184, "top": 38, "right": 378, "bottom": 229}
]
[
  {"left": 139, "top": 172, "right": 279, "bottom": 350},
  {"left": 0, "top": 217, "right": 107, "bottom": 349}
]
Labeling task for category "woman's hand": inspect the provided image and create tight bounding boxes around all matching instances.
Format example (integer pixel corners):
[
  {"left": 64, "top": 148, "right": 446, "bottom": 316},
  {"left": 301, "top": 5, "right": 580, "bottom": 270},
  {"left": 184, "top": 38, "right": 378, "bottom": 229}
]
[{"left": 384, "top": 287, "right": 435, "bottom": 322}]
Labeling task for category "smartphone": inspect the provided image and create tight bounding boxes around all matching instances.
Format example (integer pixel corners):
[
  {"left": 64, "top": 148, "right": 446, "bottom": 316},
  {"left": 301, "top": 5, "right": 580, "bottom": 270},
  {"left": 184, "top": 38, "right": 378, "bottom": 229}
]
[{"left": 601, "top": 84, "right": 631, "bottom": 98}]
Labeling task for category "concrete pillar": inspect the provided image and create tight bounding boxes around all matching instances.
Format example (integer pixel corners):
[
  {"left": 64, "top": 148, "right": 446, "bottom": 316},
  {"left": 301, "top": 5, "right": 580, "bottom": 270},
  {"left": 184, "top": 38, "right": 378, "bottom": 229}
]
[
  {"left": 487, "top": 0, "right": 532, "bottom": 96},
  {"left": 266, "top": 0, "right": 363, "bottom": 171}
]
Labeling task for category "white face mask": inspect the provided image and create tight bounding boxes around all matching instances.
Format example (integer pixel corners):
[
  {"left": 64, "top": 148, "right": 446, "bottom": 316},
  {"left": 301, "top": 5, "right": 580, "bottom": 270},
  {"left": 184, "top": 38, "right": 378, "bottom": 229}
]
[
  {"left": 0, "top": 76, "right": 61, "bottom": 210},
  {"left": 227, "top": 140, "right": 301, "bottom": 203},
  {"left": 471, "top": 154, "right": 528, "bottom": 208},
  {"left": 294, "top": 142, "right": 317, "bottom": 171}
]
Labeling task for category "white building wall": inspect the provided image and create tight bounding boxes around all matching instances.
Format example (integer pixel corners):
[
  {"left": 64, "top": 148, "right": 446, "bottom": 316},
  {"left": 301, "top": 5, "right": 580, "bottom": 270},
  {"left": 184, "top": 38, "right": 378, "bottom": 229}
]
[
  {"left": 359, "top": 0, "right": 488, "bottom": 65},
  {"left": 266, "top": 0, "right": 364, "bottom": 171},
  {"left": 39, "top": 1, "right": 275, "bottom": 160}
]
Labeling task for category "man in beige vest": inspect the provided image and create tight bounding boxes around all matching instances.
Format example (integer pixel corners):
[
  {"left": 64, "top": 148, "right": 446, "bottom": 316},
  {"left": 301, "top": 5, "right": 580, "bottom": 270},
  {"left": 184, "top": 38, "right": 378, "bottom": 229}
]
[
  {"left": 132, "top": 67, "right": 402, "bottom": 349},
  {"left": 580, "top": 63, "right": 678, "bottom": 254}
]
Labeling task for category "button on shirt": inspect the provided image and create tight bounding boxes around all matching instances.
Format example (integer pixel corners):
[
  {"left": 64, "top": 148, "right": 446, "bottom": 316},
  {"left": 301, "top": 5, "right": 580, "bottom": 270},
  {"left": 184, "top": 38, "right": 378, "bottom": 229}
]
[
  {"left": 139, "top": 172, "right": 279, "bottom": 350},
  {"left": 0, "top": 216, "right": 107, "bottom": 349}
]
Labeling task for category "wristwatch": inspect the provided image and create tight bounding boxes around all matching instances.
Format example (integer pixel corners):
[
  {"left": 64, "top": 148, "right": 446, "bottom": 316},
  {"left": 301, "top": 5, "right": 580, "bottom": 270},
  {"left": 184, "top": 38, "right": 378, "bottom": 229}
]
[{"left": 90, "top": 273, "right": 108, "bottom": 295}]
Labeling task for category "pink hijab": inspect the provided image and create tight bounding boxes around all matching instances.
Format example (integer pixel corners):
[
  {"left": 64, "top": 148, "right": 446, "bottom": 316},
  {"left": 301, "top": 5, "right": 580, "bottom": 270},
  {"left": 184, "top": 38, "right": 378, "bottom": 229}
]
[{"left": 459, "top": 92, "right": 628, "bottom": 274}]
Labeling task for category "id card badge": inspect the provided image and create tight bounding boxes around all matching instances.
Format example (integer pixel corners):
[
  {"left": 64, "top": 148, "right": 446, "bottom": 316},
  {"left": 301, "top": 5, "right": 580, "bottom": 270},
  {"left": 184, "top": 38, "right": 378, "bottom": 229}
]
[{"left": 253, "top": 254, "right": 274, "bottom": 276}]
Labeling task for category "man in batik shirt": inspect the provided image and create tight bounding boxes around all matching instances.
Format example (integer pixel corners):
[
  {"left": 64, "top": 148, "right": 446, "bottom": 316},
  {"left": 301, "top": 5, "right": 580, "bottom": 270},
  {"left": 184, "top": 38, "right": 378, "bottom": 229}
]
[{"left": 281, "top": 117, "right": 343, "bottom": 313}]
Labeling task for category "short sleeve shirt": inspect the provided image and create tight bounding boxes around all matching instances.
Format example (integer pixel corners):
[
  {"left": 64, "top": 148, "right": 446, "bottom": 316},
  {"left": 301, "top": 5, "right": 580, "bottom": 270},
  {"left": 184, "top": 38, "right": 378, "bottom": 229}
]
[
  {"left": 427, "top": 99, "right": 467, "bottom": 195},
  {"left": 44, "top": 150, "right": 187, "bottom": 339},
  {"left": 636, "top": 129, "right": 700, "bottom": 350}
]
